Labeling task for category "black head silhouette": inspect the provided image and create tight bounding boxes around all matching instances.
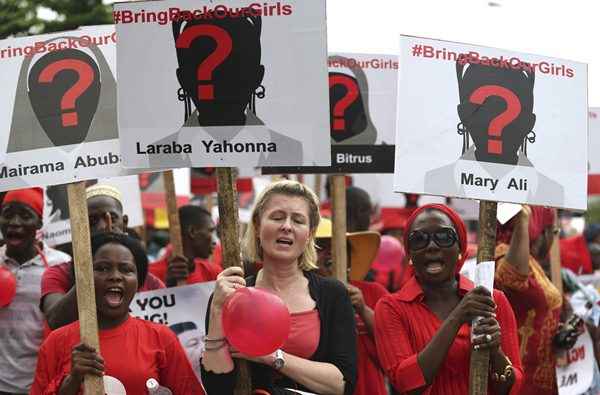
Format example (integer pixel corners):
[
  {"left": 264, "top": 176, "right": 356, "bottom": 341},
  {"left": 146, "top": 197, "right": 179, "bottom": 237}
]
[
  {"left": 328, "top": 72, "right": 367, "bottom": 142},
  {"left": 173, "top": 14, "right": 264, "bottom": 126},
  {"left": 456, "top": 62, "right": 536, "bottom": 165},
  {"left": 28, "top": 48, "right": 100, "bottom": 147}
]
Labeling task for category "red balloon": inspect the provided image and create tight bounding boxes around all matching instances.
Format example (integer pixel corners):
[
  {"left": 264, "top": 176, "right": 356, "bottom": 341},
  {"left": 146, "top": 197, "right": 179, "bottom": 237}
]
[
  {"left": 0, "top": 266, "right": 16, "bottom": 308},
  {"left": 222, "top": 287, "right": 291, "bottom": 357}
]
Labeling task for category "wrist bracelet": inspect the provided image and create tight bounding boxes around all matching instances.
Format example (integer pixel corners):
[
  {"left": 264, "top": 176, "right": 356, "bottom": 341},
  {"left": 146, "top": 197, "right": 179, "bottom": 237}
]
[
  {"left": 203, "top": 336, "right": 226, "bottom": 343},
  {"left": 204, "top": 340, "right": 228, "bottom": 351}
]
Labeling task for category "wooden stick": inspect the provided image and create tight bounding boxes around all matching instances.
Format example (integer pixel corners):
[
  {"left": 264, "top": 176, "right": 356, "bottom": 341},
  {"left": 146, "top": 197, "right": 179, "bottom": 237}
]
[
  {"left": 206, "top": 192, "right": 214, "bottom": 214},
  {"left": 469, "top": 200, "right": 497, "bottom": 395},
  {"left": 314, "top": 174, "right": 323, "bottom": 202},
  {"left": 216, "top": 167, "right": 252, "bottom": 395},
  {"left": 162, "top": 170, "right": 186, "bottom": 286},
  {"left": 331, "top": 175, "right": 348, "bottom": 284},
  {"left": 67, "top": 182, "right": 104, "bottom": 395},
  {"left": 550, "top": 213, "right": 563, "bottom": 294}
]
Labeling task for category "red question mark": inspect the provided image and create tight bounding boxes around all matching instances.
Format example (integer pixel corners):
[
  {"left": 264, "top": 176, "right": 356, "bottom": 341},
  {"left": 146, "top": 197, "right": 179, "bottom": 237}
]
[
  {"left": 329, "top": 74, "right": 359, "bottom": 132},
  {"left": 38, "top": 59, "right": 94, "bottom": 127},
  {"left": 469, "top": 85, "right": 521, "bottom": 155},
  {"left": 176, "top": 25, "right": 233, "bottom": 101}
]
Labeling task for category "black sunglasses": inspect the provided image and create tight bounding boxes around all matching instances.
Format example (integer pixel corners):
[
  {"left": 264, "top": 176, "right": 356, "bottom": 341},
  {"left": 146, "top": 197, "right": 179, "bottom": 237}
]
[{"left": 408, "top": 228, "right": 458, "bottom": 251}]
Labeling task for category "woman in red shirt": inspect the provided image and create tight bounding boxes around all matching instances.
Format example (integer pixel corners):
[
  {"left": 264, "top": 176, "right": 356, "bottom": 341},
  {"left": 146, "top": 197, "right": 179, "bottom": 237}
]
[
  {"left": 375, "top": 204, "right": 523, "bottom": 395},
  {"left": 31, "top": 232, "right": 203, "bottom": 395}
]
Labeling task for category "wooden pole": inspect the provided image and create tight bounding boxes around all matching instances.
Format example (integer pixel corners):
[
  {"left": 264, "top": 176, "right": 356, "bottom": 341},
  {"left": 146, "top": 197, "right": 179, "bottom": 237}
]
[
  {"left": 216, "top": 167, "right": 252, "bottom": 395},
  {"left": 67, "top": 182, "right": 104, "bottom": 395},
  {"left": 162, "top": 170, "right": 187, "bottom": 287},
  {"left": 550, "top": 212, "right": 563, "bottom": 294},
  {"left": 206, "top": 192, "right": 214, "bottom": 214},
  {"left": 469, "top": 200, "right": 497, "bottom": 395},
  {"left": 314, "top": 174, "right": 323, "bottom": 202},
  {"left": 331, "top": 175, "right": 348, "bottom": 284}
]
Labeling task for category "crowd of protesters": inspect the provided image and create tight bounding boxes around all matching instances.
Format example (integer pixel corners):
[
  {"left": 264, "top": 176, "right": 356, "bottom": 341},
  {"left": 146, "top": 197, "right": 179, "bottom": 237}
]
[{"left": 0, "top": 179, "right": 599, "bottom": 394}]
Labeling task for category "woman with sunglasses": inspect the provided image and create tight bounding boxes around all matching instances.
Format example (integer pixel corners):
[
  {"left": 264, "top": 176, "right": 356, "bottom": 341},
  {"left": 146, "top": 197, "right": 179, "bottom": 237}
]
[
  {"left": 495, "top": 206, "right": 579, "bottom": 395},
  {"left": 374, "top": 204, "right": 522, "bottom": 395}
]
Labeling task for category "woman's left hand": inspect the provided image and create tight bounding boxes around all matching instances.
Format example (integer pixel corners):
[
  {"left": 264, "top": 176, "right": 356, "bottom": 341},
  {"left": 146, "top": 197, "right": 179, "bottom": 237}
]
[
  {"left": 472, "top": 316, "right": 501, "bottom": 352},
  {"left": 229, "top": 347, "right": 275, "bottom": 365}
]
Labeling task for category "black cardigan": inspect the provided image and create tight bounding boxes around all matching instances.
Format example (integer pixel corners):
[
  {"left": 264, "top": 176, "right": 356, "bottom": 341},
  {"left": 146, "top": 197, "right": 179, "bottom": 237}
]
[{"left": 201, "top": 270, "right": 357, "bottom": 395}]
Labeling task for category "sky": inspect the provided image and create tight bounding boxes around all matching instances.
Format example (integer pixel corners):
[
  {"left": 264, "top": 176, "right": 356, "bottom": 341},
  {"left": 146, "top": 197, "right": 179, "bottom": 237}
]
[{"left": 327, "top": 0, "right": 599, "bottom": 105}]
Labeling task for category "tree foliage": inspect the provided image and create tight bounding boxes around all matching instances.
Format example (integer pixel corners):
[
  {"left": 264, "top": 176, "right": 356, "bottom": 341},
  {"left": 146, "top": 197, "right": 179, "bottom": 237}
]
[{"left": 0, "top": 0, "right": 112, "bottom": 39}]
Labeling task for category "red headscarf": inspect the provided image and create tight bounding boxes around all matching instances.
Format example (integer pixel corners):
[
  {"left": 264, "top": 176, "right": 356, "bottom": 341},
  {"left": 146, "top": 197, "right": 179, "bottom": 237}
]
[
  {"left": 403, "top": 204, "right": 468, "bottom": 273},
  {"left": 496, "top": 206, "right": 555, "bottom": 246},
  {"left": 2, "top": 187, "right": 44, "bottom": 218}
]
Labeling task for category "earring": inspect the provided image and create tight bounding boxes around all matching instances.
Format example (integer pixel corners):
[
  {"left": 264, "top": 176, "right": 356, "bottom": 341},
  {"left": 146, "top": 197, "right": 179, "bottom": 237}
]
[
  {"left": 254, "top": 85, "right": 265, "bottom": 99},
  {"left": 458, "top": 253, "right": 463, "bottom": 260}
]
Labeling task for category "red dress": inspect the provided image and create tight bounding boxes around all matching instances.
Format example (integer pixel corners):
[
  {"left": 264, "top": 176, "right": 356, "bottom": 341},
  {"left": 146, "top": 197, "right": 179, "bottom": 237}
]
[
  {"left": 352, "top": 280, "right": 388, "bottom": 395},
  {"left": 495, "top": 244, "right": 562, "bottom": 394},
  {"left": 31, "top": 316, "right": 204, "bottom": 395},
  {"left": 149, "top": 245, "right": 222, "bottom": 285},
  {"left": 375, "top": 274, "right": 523, "bottom": 395}
]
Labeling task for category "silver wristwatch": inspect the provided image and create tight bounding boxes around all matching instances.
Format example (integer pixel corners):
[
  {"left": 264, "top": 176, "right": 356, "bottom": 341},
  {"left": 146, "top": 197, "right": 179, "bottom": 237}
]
[{"left": 272, "top": 349, "right": 285, "bottom": 370}]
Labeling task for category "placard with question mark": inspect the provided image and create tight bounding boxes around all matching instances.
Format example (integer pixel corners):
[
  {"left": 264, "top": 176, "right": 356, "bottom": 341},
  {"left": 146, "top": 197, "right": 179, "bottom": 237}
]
[
  {"left": 0, "top": 25, "right": 142, "bottom": 193},
  {"left": 262, "top": 52, "right": 399, "bottom": 176},
  {"left": 115, "top": 0, "right": 329, "bottom": 169},
  {"left": 393, "top": 35, "right": 588, "bottom": 210}
]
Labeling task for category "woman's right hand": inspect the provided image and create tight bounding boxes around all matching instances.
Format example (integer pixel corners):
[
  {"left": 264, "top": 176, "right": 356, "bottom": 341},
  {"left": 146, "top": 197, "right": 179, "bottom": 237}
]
[
  {"left": 69, "top": 343, "right": 104, "bottom": 383},
  {"left": 211, "top": 266, "right": 246, "bottom": 311},
  {"left": 450, "top": 286, "right": 496, "bottom": 325}
]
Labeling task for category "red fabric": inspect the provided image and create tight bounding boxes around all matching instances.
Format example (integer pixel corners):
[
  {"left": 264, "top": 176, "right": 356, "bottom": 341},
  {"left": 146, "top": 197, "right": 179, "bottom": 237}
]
[
  {"left": 375, "top": 275, "right": 523, "bottom": 395},
  {"left": 41, "top": 261, "right": 165, "bottom": 301},
  {"left": 31, "top": 316, "right": 204, "bottom": 395},
  {"left": 560, "top": 234, "right": 593, "bottom": 274},
  {"left": 2, "top": 187, "right": 44, "bottom": 217},
  {"left": 149, "top": 247, "right": 222, "bottom": 285},
  {"left": 393, "top": 264, "right": 415, "bottom": 292},
  {"left": 281, "top": 310, "right": 320, "bottom": 359},
  {"left": 496, "top": 207, "right": 555, "bottom": 246},
  {"left": 495, "top": 244, "right": 562, "bottom": 394},
  {"left": 370, "top": 236, "right": 406, "bottom": 291},
  {"left": 402, "top": 204, "right": 468, "bottom": 272},
  {"left": 352, "top": 280, "right": 388, "bottom": 395}
]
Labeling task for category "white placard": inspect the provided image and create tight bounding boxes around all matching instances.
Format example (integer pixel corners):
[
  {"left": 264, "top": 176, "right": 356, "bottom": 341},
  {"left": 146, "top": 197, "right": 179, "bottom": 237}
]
[
  {"left": 589, "top": 109, "right": 600, "bottom": 175},
  {"left": 130, "top": 282, "right": 215, "bottom": 383},
  {"left": 394, "top": 35, "right": 588, "bottom": 210},
  {"left": 496, "top": 203, "right": 522, "bottom": 225},
  {"left": 0, "top": 25, "right": 140, "bottom": 192},
  {"left": 115, "top": 0, "right": 330, "bottom": 169},
  {"left": 557, "top": 328, "right": 595, "bottom": 395}
]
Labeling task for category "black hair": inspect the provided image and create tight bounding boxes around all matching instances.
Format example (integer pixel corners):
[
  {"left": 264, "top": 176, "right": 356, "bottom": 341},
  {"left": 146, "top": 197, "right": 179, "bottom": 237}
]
[
  {"left": 346, "top": 186, "right": 372, "bottom": 231},
  {"left": 169, "top": 321, "right": 198, "bottom": 335},
  {"left": 90, "top": 232, "right": 148, "bottom": 288},
  {"left": 179, "top": 205, "right": 212, "bottom": 233}
]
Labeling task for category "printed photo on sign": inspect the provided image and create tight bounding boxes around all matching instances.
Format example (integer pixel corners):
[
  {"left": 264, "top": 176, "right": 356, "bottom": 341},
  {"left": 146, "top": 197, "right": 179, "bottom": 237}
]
[
  {"left": 130, "top": 282, "right": 215, "bottom": 383},
  {"left": 393, "top": 36, "right": 588, "bottom": 210},
  {"left": 0, "top": 25, "right": 139, "bottom": 192},
  {"left": 263, "top": 53, "right": 397, "bottom": 175},
  {"left": 115, "top": 0, "right": 330, "bottom": 169},
  {"left": 42, "top": 175, "right": 144, "bottom": 247}
]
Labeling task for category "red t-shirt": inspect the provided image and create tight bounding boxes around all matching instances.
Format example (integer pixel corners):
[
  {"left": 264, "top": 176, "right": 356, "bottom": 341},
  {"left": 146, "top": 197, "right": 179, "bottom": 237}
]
[
  {"left": 149, "top": 249, "right": 222, "bottom": 285},
  {"left": 351, "top": 280, "right": 388, "bottom": 395},
  {"left": 41, "top": 261, "right": 165, "bottom": 301},
  {"left": 31, "top": 317, "right": 204, "bottom": 395},
  {"left": 375, "top": 275, "right": 523, "bottom": 395}
]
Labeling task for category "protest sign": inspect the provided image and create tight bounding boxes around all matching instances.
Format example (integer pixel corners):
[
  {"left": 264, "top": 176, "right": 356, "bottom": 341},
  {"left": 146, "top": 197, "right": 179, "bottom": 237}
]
[
  {"left": 191, "top": 167, "right": 253, "bottom": 194},
  {"left": 42, "top": 175, "right": 144, "bottom": 246},
  {"left": 588, "top": 109, "right": 600, "bottom": 194},
  {"left": 0, "top": 25, "right": 139, "bottom": 192},
  {"left": 556, "top": 328, "right": 595, "bottom": 395},
  {"left": 393, "top": 35, "right": 588, "bottom": 210},
  {"left": 114, "top": 0, "right": 330, "bottom": 169},
  {"left": 130, "top": 282, "right": 215, "bottom": 381},
  {"left": 264, "top": 53, "right": 398, "bottom": 174}
]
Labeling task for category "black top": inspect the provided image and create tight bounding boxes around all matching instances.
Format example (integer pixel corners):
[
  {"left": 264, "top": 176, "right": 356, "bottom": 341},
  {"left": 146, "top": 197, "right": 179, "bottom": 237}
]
[{"left": 201, "top": 270, "right": 357, "bottom": 395}]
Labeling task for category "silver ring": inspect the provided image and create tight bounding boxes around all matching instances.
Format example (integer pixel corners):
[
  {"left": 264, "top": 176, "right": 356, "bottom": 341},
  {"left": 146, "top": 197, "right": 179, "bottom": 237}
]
[
  {"left": 486, "top": 334, "right": 492, "bottom": 342},
  {"left": 474, "top": 345, "right": 480, "bottom": 351}
]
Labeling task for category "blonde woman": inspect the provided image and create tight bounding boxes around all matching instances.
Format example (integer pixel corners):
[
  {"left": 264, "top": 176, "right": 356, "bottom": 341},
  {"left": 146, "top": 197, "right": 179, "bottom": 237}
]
[{"left": 201, "top": 180, "right": 357, "bottom": 395}]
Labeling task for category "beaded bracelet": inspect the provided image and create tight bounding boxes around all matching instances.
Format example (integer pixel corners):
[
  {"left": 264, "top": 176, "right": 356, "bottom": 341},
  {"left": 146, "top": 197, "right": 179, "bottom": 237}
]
[
  {"left": 203, "top": 336, "right": 226, "bottom": 343},
  {"left": 204, "top": 340, "right": 228, "bottom": 351},
  {"left": 491, "top": 356, "right": 514, "bottom": 382}
]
